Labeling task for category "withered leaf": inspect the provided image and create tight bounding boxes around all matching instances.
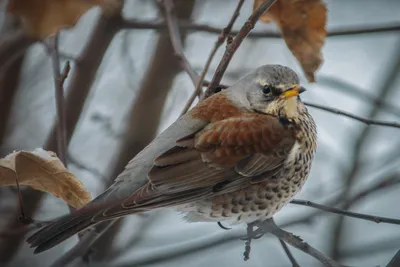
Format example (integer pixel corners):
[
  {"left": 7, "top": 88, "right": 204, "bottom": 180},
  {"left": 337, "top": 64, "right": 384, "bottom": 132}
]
[
  {"left": 254, "top": 0, "right": 327, "bottom": 82},
  {"left": 6, "top": 0, "right": 105, "bottom": 39},
  {"left": 0, "top": 148, "right": 91, "bottom": 208}
]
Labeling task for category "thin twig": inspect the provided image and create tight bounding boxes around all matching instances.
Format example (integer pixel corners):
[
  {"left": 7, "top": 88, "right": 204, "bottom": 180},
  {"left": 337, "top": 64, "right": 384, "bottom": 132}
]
[
  {"left": 303, "top": 101, "right": 400, "bottom": 129},
  {"left": 205, "top": 0, "right": 277, "bottom": 97},
  {"left": 318, "top": 75, "right": 400, "bottom": 118},
  {"left": 290, "top": 199, "right": 400, "bottom": 225},
  {"left": 163, "top": 0, "right": 200, "bottom": 88},
  {"left": 120, "top": 19, "right": 400, "bottom": 38},
  {"left": 50, "top": 34, "right": 70, "bottom": 165},
  {"left": 254, "top": 218, "right": 347, "bottom": 267},
  {"left": 41, "top": 41, "right": 78, "bottom": 62},
  {"left": 180, "top": 0, "right": 245, "bottom": 115},
  {"left": 279, "top": 239, "right": 301, "bottom": 267},
  {"left": 14, "top": 173, "right": 31, "bottom": 224},
  {"left": 345, "top": 173, "right": 400, "bottom": 207}
]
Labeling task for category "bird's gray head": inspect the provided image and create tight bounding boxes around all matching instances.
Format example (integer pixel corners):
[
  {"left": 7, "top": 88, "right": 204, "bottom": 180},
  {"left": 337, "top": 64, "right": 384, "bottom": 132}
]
[{"left": 231, "top": 64, "right": 307, "bottom": 122}]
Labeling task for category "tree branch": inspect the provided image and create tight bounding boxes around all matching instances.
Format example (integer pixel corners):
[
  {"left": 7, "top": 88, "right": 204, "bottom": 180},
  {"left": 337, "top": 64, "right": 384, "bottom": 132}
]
[
  {"left": 254, "top": 219, "right": 347, "bottom": 267},
  {"left": 318, "top": 75, "right": 400, "bottom": 118},
  {"left": 50, "top": 34, "right": 70, "bottom": 166},
  {"left": 162, "top": 0, "right": 200, "bottom": 88},
  {"left": 290, "top": 199, "right": 400, "bottom": 225},
  {"left": 120, "top": 19, "right": 400, "bottom": 38},
  {"left": 279, "top": 239, "right": 301, "bottom": 267},
  {"left": 303, "top": 101, "right": 400, "bottom": 129},
  {"left": 205, "top": 0, "right": 277, "bottom": 97},
  {"left": 180, "top": 0, "right": 245, "bottom": 115}
]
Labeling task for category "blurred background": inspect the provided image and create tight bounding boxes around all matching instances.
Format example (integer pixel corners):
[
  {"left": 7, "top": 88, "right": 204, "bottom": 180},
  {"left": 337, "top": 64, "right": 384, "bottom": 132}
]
[{"left": 0, "top": 0, "right": 400, "bottom": 266}]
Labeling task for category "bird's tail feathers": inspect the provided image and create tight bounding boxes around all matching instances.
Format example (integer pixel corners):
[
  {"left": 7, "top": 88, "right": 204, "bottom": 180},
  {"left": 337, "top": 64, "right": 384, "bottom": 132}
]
[{"left": 26, "top": 197, "right": 126, "bottom": 254}]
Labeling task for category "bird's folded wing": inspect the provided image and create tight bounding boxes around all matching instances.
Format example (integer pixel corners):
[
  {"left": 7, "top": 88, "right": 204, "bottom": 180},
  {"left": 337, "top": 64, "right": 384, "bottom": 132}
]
[
  {"left": 116, "top": 114, "right": 296, "bottom": 209},
  {"left": 89, "top": 114, "right": 296, "bottom": 221}
]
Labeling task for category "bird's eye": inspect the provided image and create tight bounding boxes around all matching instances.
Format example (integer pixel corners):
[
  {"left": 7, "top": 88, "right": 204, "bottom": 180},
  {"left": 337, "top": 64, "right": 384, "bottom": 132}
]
[{"left": 262, "top": 85, "right": 274, "bottom": 95}]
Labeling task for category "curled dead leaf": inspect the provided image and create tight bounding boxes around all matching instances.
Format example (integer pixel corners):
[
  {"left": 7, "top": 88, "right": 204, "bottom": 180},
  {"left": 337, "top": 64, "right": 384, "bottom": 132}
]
[
  {"left": 254, "top": 0, "right": 327, "bottom": 82},
  {"left": 6, "top": 0, "right": 107, "bottom": 39},
  {"left": 0, "top": 148, "right": 91, "bottom": 208}
]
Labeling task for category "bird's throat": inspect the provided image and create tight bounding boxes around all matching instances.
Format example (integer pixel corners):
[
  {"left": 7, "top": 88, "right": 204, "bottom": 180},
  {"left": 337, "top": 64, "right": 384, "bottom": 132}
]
[{"left": 283, "top": 97, "right": 298, "bottom": 119}]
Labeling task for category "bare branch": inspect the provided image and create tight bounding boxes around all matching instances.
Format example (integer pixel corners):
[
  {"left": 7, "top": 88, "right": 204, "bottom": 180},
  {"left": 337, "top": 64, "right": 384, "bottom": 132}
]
[
  {"left": 120, "top": 19, "right": 400, "bottom": 38},
  {"left": 205, "top": 0, "right": 277, "bottom": 97},
  {"left": 163, "top": 0, "right": 200, "bottom": 88},
  {"left": 344, "top": 173, "right": 400, "bottom": 207},
  {"left": 254, "top": 219, "right": 347, "bottom": 267},
  {"left": 290, "top": 199, "right": 400, "bottom": 225},
  {"left": 304, "top": 101, "right": 400, "bottom": 129},
  {"left": 50, "top": 34, "right": 70, "bottom": 165},
  {"left": 279, "top": 239, "right": 301, "bottom": 267},
  {"left": 41, "top": 41, "right": 78, "bottom": 62},
  {"left": 180, "top": 0, "right": 245, "bottom": 115},
  {"left": 318, "top": 75, "right": 400, "bottom": 118}
]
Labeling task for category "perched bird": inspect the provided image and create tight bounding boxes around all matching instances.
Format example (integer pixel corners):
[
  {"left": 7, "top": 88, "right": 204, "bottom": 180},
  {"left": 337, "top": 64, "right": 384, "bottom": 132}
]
[{"left": 28, "top": 64, "right": 317, "bottom": 253}]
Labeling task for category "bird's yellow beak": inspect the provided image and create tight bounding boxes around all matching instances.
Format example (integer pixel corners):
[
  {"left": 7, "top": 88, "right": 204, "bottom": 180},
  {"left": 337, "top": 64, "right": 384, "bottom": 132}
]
[{"left": 282, "top": 86, "right": 306, "bottom": 98}]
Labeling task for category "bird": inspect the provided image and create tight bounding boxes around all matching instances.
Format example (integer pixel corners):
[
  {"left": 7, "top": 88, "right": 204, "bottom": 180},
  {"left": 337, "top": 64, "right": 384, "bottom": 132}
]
[{"left": 27, "top": 64, "right": 317, "bottom": 253}]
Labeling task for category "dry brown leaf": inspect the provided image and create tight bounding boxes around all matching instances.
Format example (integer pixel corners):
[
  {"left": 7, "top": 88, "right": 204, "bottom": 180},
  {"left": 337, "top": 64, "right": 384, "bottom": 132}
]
[
  {"left": 254, "top": 0, "right": 327, "bottom": 82},
  {"left": 0, "top": 148, "right": 91, "bottom": 208},
  {"left": 6, "top": 0, "right": 105, "bottom": 39}
]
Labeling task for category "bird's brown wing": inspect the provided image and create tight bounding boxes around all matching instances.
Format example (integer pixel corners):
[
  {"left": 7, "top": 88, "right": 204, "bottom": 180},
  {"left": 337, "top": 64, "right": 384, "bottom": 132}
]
[{"left": 109, "top": 114, "right": 296, "bottom": 214}]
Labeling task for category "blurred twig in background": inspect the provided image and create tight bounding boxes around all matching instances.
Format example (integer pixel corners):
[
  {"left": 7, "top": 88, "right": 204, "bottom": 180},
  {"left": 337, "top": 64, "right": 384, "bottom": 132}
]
[
  {"left": 330, "top": 45, "right": 400, "bottom": 260},
  {"left": 0, "top": 17, "right": 25, "bottom": 152},
  {"left": 181, "top": 0, "right": 245, "bottom": 115},
  {"left": 120, "top": 19, "right": 400, "bottom": 38},
  {"left": 205, "top": 0, "right": 277, "bottom": 97}
]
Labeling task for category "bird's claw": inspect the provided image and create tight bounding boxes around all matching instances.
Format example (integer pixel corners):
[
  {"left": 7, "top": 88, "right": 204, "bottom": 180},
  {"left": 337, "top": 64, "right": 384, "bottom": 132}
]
[{"left": 217, "top": 221, "right": 231, "bottom": 230}]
